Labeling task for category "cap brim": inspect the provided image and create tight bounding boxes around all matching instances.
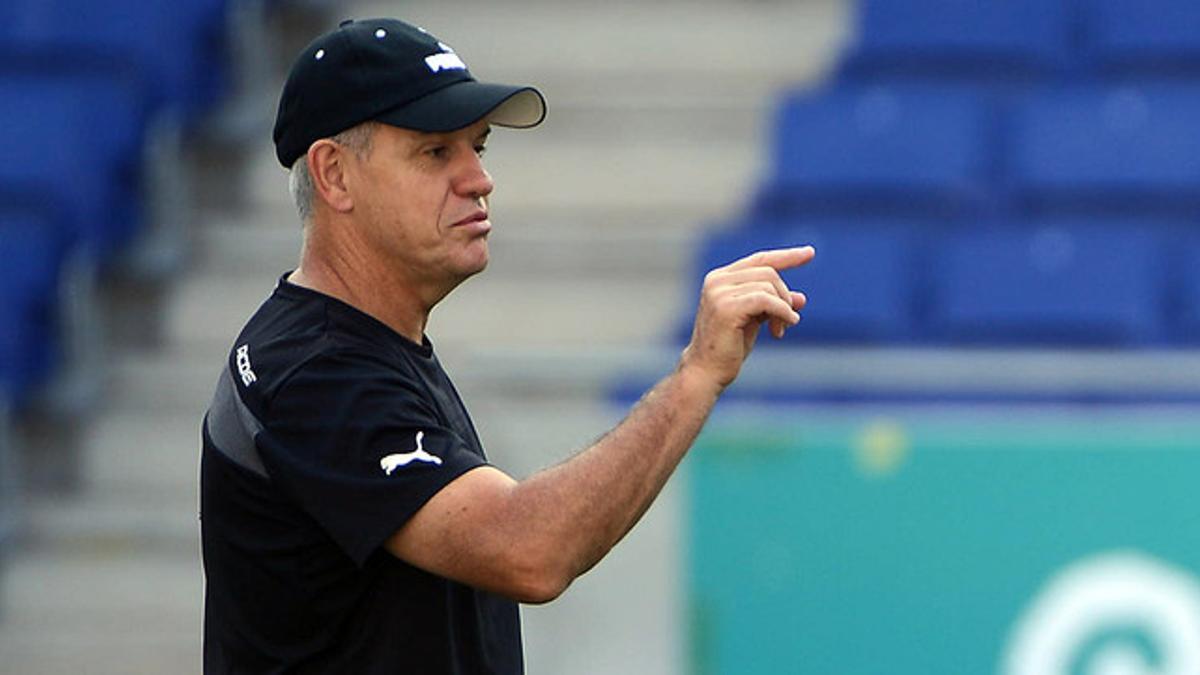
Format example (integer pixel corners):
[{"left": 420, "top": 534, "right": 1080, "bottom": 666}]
[{"left": 375, "top": 81, "right": 546, "bottom": 133}]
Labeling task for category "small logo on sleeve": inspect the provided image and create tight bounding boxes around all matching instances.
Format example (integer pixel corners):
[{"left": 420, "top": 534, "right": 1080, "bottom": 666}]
[
  {"left": 380, "top": 431, "right": 443, "bottom": 475},
  {"left": 236, "top": 344, "right": 257, "bottom": 386}
]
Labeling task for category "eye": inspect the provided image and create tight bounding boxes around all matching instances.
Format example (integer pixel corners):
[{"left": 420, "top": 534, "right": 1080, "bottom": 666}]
[
  {"left": 474, "top": 144, "right": 488, "bottom": 157},
  {"left": 426, "top": 146, "right": 448, "bottom": 159}
]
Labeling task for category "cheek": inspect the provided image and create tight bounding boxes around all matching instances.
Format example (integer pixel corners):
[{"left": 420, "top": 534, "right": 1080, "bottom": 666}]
[
  {"left": 356, "top": 169, "right": 450, "bottom": 248},
  {"left": 376, "top": 190, "right": 445, "bottom": 252}
]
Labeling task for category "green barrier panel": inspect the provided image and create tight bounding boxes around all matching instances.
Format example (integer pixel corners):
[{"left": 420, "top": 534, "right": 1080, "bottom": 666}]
[{"left": 688, "top": 411, "right": 1200, "bottom": 675}]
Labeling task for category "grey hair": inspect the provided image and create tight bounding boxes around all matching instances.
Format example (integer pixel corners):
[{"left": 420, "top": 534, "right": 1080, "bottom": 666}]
[{"left": 288, "top": 121, "right": 377, "bottom": 224}]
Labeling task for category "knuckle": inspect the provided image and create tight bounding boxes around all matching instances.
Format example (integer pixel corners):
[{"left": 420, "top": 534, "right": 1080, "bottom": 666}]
[
  {"left": 702, "top": 269, "right": 723, "bottom": 289},
  {"left": 707, "top": 284, "right": 732, "bottom": 302}
]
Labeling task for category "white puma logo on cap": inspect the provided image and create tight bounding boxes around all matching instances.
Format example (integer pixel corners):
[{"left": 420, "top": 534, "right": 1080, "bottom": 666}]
[
  {"left": 425, "top": 42, "right": 466, "bottom": 73},
  {"left": 380, "top": 431, "right": 443, "bottom": 475}
]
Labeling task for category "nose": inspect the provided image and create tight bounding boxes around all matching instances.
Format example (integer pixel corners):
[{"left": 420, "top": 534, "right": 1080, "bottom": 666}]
[{"left": 454, "top": 151, "right": 494, "bottom": 201}]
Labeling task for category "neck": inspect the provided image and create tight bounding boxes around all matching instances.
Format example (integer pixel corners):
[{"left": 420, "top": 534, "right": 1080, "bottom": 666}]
[{"left": 290, "top": 221, "right": 439, "bottom": 346}]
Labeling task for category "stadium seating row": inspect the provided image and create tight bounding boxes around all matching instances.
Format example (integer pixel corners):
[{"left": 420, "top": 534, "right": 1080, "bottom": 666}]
[
  {"left": 841, "top": 0, "right": 1200, "bottom": 84},
  {"left": 0, "top": 0, "right": 342, "bottom": 613},
  {"left": 757, "top": 84, "right": 1200, "bottom": 221},
  {"left": 694, "top": 221, "right": 1195, "bottom": 346},
  {"left": 700, "top": 0, "right": 1200, "bottom": 348},
  {"left": 0, "top": 0, "right": 235, "bottom": 407},
  {"left": 0, "top": 209, "right": 67, "bottom": 403}
]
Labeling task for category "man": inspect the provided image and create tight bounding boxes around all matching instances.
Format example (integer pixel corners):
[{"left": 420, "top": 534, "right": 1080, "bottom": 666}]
[{"left": 200, "top": 17, "right": 813, "bottom": 674}]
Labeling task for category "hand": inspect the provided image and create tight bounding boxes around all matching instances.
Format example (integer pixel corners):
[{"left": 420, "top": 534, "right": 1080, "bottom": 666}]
[{"left": 679, "top": 246, "right": 814, "bottom": 392}]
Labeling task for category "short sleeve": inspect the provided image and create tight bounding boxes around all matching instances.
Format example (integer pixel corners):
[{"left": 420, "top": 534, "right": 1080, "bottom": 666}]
[{"left": 257, "top": 350, "right": 487, "bottom": 566}]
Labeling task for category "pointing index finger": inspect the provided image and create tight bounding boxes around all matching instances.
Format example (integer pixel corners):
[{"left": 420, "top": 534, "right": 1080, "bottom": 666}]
[{"left": 727, "top": 246, "right": 816, "bottom": 273}]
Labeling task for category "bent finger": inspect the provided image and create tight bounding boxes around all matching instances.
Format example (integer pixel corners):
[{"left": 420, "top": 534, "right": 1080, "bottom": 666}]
[
  {"left": 712, "top": 267, "right": 793, "bottom": 306},
  {"left": 727, "top": 291, "right": 802, "bottom": 326}
]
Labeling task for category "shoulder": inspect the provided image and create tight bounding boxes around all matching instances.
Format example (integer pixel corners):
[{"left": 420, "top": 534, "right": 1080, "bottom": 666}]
[
  {"left": 246, "top": 344, "right": 429, "bottom": 431},
  {"left": 226, "top": 281, "right": 423, "bottom": 407}
]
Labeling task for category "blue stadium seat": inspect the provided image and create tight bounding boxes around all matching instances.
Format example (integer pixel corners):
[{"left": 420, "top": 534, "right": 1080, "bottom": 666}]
[
  {"left": 929, "top": 224, "right": 1165, "bottom": 345},
  {"left": 693, "top": 221, "right": 919, "bottom": 344},
  {"left": 0, "top": 75, "right": 138, "bottom": 262},
  {"left": 1177, "top": 237, "right": 1200, "bottom": 343},
  {"left": 1084, "top": 0, "right": 1200, "bottom": 79},
  {"left": 1007, "top": 85, "right": 1200, "bottom": 216},
  {"left": 838, "top": 0, "right": 1076, "bottom": 83},
  {"left": 0, "top": 209, "right": 69, "bottom": 406},
  {"left": 0, "top": 56, "right": 148, "bottom": 168},
  {"left": 757, "top": 85, "right": 998, "bottom": 220},
  {"left": 1, "top": 0, "right": 229, "bottom": 124}
]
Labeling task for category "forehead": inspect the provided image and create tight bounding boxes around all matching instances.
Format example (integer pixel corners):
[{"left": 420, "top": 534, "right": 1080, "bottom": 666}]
[{"left": 376, "top": 119, "right": 492, "bottom": 146}]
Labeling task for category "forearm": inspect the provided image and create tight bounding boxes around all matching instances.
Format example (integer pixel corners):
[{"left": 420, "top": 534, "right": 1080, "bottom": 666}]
[
  {"left": 508, "top": 363, "right": 720, "bottom": 585},
  {"left": 389, "top": 247, "right": 812, "bottom": 603}
]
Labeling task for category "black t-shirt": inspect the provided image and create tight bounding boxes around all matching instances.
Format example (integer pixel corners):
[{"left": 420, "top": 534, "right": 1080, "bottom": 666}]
[{"left": 200, "top": 275, "right": 523, "bottom": 674}]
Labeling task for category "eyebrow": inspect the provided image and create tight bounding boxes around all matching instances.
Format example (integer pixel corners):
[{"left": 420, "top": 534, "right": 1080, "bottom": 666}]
[
  {"left": 405, "top": 125, "right": 491, "bottom": 155},
  {"left": 416, "top": 125, "right": 491, "bottom": 144}
]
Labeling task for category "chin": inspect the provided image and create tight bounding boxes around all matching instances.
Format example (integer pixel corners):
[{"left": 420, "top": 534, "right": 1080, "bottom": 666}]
[
  {"left": 457, "top": 242, "right": 490, "bottom": 278},
  {"left": 463, "top": 259, "right": 488, "bottom": 278},
  {"left": 474, "top": 235, "right": 491, "bottom": 263}
]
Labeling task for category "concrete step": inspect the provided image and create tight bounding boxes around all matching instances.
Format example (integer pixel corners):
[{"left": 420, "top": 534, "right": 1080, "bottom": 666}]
[
  {"left": 428, "top": 272, "right": 688, "bottom": 350},
  {"left": 79, "top": 412, "right": 205, "bottom": 497},
  {"left": 107, "top": 351, "right": 223, "bottom": 415},
  {"left": 19, "top": 409, "right": 202, "bottom": 552},
  {"left": 23, "top": 490, "right": 197, "bottom": 554},
  {"left": 0, "top": 549, "right": 200, "bottom": 675}
]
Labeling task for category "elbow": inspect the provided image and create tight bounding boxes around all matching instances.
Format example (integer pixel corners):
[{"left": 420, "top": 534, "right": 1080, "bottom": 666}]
[
  {"left": 503, "top": 549, "right": 573, "bottom": 605},
  {"left": 510, "top": 574, "right": 568, "bottom": 605}
]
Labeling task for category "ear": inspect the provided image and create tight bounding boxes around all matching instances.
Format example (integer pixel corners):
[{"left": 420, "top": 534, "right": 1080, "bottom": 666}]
[{"left": 307, "top": 140, "right": 355, "bottom": 214}]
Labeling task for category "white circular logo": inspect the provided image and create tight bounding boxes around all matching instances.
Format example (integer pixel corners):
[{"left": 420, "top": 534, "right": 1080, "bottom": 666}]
[{"left": 1002, "top": 551, "right": 1200, "bottom": 675}]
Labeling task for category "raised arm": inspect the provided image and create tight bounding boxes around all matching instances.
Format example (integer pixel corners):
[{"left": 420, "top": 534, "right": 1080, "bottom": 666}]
[{"left": 387, "top": 246, "right": 815, "bottom": 603}]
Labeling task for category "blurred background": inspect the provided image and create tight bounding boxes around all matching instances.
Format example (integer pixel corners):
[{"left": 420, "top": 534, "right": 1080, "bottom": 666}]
[{"left": 2, "top": 0, "right": 1200, "bottom": 673}]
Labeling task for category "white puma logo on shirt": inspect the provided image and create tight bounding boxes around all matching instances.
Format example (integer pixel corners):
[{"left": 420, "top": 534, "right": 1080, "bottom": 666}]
[{"left": 380, "top": 431, "right": 443, "bottom": 475}]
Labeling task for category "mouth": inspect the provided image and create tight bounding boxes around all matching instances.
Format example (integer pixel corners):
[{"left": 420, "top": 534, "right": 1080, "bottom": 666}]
[{"left": 451, "top": 211, "right": 490, "bottom": 228}]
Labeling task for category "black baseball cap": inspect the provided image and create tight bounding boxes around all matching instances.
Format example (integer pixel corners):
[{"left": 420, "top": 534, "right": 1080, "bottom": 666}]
[{"left": 273, "top": 18, "right": 547, "bottom": 168}]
